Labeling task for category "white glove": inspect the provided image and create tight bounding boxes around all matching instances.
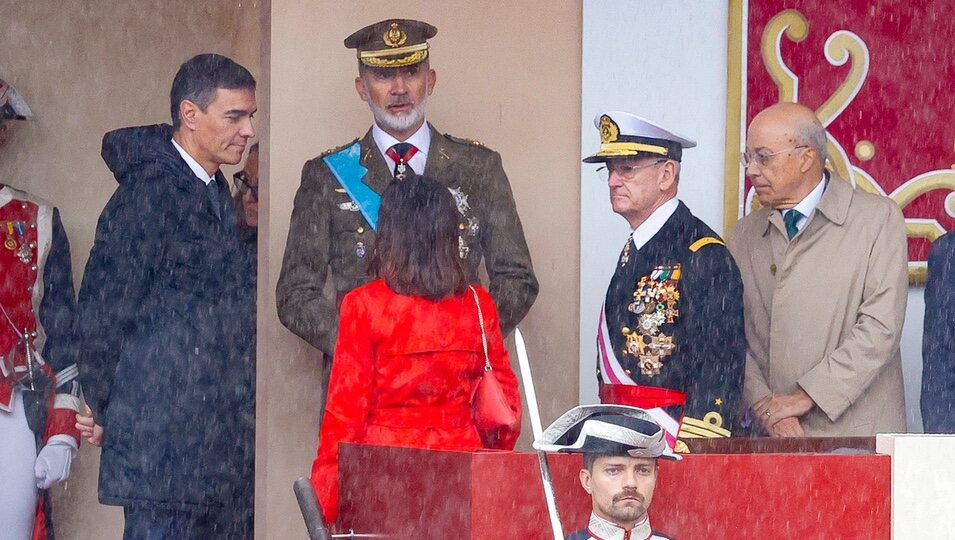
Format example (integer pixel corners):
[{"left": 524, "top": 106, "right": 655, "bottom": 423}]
[{"left": 34, "top": 436, "right": 77, "bottom": 489}]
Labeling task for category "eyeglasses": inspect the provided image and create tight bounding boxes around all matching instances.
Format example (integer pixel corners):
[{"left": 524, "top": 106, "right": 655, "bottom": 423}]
[
  {"left": 233, "top": 171, "right": 258, "bottom": 200},
  {"left": 596, "top": 158, "right": 667, "bottom": 182},
  {"left": 740, "top": 145, "right": 808, "bottom": 167}
]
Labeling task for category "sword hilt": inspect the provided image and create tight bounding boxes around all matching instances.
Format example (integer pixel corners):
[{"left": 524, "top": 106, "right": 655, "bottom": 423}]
[{"left": 293, "top": 477, "right": 332, "bottom": 540}]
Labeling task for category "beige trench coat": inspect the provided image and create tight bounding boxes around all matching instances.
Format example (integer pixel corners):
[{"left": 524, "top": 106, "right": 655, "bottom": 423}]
[{"left": 728, "top": 175, "right": 908, "bottom": 436}]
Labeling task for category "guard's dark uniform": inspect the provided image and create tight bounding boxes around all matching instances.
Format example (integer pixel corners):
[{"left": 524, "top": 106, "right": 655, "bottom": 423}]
[
  {"left": 598, "top": 202, "right": 745, "bottom": 439},
  {"left": 276, "top": 125, "right": 538, "bottom": 357}
]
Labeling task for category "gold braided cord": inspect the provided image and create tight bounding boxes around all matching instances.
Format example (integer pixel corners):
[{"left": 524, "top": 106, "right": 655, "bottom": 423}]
[
  {"left": 359, "top": 42, "right": 428, "bottom": 59},
  {"left": 594, "top": 142, "right": 669, "bottom": 157}
]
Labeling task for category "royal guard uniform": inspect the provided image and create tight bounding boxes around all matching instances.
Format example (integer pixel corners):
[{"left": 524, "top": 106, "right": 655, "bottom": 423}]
[
  {"left": 1, "top": 81, "right": 81, "bottom": 540},
  {"left": 584, "top": 112, "right": 746, "bottom": 451},
  {"left": 534, "top": 405, "right": 680, "bottom": 540}
]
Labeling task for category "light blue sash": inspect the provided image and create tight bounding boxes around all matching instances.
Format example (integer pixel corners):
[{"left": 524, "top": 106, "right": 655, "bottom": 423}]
[{"left": 323, "top": 142, "right": 381, "bottom": 230}]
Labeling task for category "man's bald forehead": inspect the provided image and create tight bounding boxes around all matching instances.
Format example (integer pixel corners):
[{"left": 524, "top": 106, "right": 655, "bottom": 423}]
[{"left": 753, "top": 102, "right": 822, "bottom": 131}]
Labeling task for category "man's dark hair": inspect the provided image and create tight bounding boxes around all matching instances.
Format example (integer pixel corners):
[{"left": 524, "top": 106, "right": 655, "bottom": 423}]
[
  {"left": 370, "top": 174, "right": 468, "bottom": 301},
  {"left": 170, "top": 53, "right": 256, "bottom": 130}
]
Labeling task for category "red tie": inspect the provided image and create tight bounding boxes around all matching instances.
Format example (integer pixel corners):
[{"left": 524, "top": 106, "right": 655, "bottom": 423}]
[{"left": 386, "top": 143, "right": 419, "bottom": 178}]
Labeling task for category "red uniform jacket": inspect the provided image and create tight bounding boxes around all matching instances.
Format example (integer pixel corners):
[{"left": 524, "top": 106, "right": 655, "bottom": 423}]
[{"left": 311, "top": 279, "right": 521, "bottom": 522}]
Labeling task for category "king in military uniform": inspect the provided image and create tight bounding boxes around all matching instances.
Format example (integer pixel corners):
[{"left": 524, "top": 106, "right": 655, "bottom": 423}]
[
  {"left": 584, "top": 111, "right": 745, "bottom": 449},
  {"left": 277, "top": 19, "right": 539, "bottom": 382}
]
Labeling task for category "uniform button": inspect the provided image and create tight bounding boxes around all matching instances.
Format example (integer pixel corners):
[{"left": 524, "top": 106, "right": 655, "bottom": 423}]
[
  {"left": 357, "top": 226, "right": 365, "bottom": 234},
  {"left": 21, "top": 203, "right": 28, "bottom": 209},
  {"left": 30, "top": 223, "right": 36, "bottom": 229},
  {"left": 30, "top": 265, "right": 37, "bottom": 271},
  {"left": 458, "top": 223, "right": 466, "bottom": 230},
  {"left": 625, "top": 369, "right": 632, "bottom": 375}
]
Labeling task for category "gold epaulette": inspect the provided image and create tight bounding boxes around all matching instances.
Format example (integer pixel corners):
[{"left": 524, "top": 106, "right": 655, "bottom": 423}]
[
  {"left": 678, "top": 412, "right": 731, "bottom": 438},
  {"left": 443, "top": 133, "right": 487, "bottom": 148},
  {"left": 319, "top": 138, "right": 360, "bottom": 157},
  {"left": 688, "top": 236, "right": 725, "bottom": 253}
]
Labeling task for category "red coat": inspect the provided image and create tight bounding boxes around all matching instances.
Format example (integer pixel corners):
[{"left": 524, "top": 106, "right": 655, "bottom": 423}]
[{"left": 311, "top": 279, "right": 521, "bottom": 522}]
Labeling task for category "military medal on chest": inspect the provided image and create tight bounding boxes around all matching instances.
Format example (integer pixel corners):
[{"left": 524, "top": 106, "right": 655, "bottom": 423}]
[
  {"left": 4, "top": 220, "right": 32, "bottom": 264},
  {"left": 449, "top": 186, "right": 479, "bottom": 259},
  {"left": 621, "top": 264, "right": 681, "bottom": 377}
]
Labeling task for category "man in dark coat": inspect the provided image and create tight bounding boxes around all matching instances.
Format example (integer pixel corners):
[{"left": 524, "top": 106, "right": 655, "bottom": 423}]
[
  {"left": 922, "top": 231, "right": 955, "bottom": 433},
  {"left": 584, "top": 111, "right": 746, "bottom": 450},
  {"left": 74, "top": 54, "right": 257, "bottom": 539},
  {"left": 276, "top": 20, "right": 538, "bottom": 399}
]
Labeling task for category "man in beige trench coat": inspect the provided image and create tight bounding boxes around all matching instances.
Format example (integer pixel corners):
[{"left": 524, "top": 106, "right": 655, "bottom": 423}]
[{"left": 728, "top": 102, "right": 908, "bottom": 437}]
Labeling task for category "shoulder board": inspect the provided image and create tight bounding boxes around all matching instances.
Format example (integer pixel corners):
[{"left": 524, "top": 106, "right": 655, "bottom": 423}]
[
  {"left": 443, "top": 132, "right": 488, "bottom": 149},
  {"left": 689, "top": 236, "right": 725, "bottom": 253},
  {"left": 319, "top": 138, "right": 360, "bottom": 158}
]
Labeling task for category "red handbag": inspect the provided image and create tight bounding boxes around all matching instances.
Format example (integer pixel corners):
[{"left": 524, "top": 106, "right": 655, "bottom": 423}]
[{"left": 469, "top": 286, "right": 520, "bottom": 447}]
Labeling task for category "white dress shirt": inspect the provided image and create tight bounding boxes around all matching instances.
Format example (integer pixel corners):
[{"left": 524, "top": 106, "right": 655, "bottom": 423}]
[
  {"left": 784, "top": 174, "right": 827, "bottom": 233},
  {"left": 171, "top": 138, "right": 215, "bottom": 185},
  {"left": 372, "top": 122, "right": 431, "bottom": 176},
  {"left": 631, "top": 197, "right": 680, "bottom": 250}
]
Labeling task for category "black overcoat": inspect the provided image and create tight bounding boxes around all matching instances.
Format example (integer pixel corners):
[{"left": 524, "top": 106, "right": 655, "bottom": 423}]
[{"left": 75, "top": 124, "right": 251, "bottom": 511}]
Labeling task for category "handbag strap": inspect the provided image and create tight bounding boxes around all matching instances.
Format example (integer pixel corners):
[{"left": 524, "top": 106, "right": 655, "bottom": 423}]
[{"left": 469, "top": 286, "right": 491, "bottom": 372}]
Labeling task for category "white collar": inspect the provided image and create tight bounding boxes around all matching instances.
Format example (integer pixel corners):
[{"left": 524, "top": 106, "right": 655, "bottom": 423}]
[
  {"left": 372, "top": 122, "right": 431, "bottom": 174},
  {"left": 0, "top": 185, "right": 13, "bottom": 208},
  {"left": 631, "top": 198, "right": 679, "bottom": 250},
  {"left": 170, "top": 138, "right": 215, "bottom": 185},
  {"left": 790, "top": 173, "right": 826, "bottom": 218},
  {"left": 587, "top": 512, "right": 653, "bottom": 540}
]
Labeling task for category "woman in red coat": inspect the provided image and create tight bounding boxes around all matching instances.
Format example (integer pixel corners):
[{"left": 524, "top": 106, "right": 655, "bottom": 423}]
[{"left": 311, "top": 173, "right": 522, "bottom": 523}]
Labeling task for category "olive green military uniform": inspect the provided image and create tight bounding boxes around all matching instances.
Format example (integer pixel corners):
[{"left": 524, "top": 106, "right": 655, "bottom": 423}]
[{"left": 276, "top": 124, "right": 538, "bottom": 358}]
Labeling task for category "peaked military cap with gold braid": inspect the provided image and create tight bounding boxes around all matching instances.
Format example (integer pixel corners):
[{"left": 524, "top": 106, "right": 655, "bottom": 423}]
[
  {"left": 344, "top": 19, "right": 438, "bottom": 68},
  {"left": 583, "top": 111, "right": 696, "bottom": 163}
]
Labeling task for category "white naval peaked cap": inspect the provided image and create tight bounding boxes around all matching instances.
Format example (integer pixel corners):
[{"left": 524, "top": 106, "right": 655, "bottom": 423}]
[
  {"left": 533, "top": 404, "right": 681, "bottom": 461},
  {"left": 0, "top": 77, "right": 33, "bottom": 120},
  {"left": 583, "top": 111, "right": 696, "bottom": 163}
]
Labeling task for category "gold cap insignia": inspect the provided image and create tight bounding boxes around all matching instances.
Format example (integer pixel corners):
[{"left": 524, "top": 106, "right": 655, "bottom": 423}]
[
  {"left": 383, "top": 22, "right": 407, "bottom": 48},
  {"left": 599, "top": 115, "right": 619, "bottom": 144}
]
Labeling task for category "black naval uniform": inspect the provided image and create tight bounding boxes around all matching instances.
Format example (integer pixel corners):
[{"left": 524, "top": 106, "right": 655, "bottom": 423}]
[{"left": 599, "top": 201, "right": 745, "bottom": 436}]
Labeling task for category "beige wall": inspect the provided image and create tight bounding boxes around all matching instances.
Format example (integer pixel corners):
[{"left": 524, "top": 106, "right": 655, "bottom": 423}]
[
  {"left": 1, "top": 1, "right": 260, "bottom": 538},
  {"left": 263, "top": 1, "right": 582, "bottom": 536}
]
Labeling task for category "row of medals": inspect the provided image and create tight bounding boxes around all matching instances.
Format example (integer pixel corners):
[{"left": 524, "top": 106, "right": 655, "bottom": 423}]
[
  {"left": 4, "top": 220, "right": 34, "bottom": 264},
  {"left": 621, "top": 265, "right": 681, "bottom": 377},
  {"left": 343, "top": 182, "right": 479, "bottom": 261}
]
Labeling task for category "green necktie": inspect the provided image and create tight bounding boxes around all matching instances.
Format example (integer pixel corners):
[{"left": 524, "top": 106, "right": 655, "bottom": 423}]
[{"left": 783, "top": 209, "right": 803, "bottom": 239}]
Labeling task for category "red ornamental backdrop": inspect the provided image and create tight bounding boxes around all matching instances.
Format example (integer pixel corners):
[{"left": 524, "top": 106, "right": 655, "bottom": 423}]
[{"left": 738, "top": 1, "right": 955, "bottom": 280}]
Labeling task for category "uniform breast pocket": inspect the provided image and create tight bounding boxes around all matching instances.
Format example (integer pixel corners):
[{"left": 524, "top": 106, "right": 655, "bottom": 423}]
[{"left": 329, "top": 200, "right": 373, "bottom": 273}]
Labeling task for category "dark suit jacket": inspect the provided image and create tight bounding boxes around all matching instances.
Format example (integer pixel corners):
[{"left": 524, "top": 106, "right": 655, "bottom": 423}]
[
  {"left": 922, "top": 230, "right": 955, "bottom": 432},
  {"left": 276, "top": 124, "right": 538, "bottom": 357}
]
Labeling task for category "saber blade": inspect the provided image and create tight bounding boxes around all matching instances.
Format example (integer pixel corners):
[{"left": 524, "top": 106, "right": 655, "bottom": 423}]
[{"left": 515, "top": 328, "right": 564, "bottom": 540}]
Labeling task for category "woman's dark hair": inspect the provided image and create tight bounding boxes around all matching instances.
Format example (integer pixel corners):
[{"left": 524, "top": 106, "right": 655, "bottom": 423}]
[{"left": 370, "top": 174, "right": 469, "bottom": 300}]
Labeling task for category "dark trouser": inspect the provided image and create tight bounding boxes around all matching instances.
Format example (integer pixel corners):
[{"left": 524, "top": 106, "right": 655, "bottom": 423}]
[
  {"left": 123, "top": 504, "right": 250, "bottom": 540},
  {"left": 123, "top": 507, "right": 214, "bottom": 540}
]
